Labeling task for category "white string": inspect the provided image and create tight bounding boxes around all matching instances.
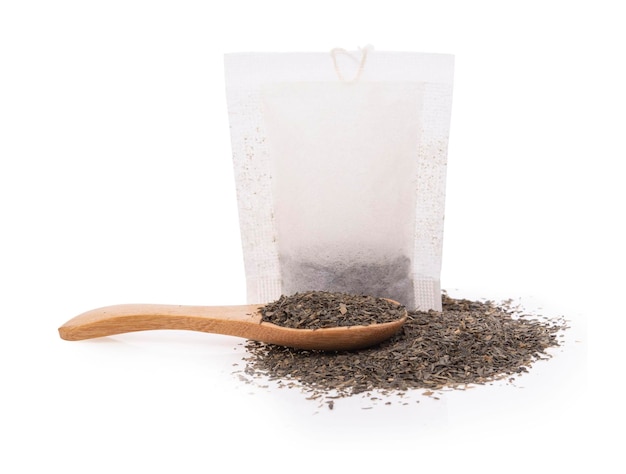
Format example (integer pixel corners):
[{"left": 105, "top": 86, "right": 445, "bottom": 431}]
[{"left": 330, "top": 45, "right": 372, "bottom": 83}]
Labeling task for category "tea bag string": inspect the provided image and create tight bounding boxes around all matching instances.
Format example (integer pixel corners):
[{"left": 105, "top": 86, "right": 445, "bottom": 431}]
[{"left": 330, "top": 45, "right": 372, "bottom": 83}]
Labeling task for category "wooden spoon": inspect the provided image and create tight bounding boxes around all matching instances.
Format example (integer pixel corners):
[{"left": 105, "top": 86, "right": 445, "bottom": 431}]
[{"left": 58, "top": 301, "right": 407, "bottom": 351}]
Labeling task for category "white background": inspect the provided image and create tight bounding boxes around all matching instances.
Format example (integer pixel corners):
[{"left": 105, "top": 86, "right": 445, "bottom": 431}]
[{"left": 1, "top": 1, "right": 621, "bottom": 472}]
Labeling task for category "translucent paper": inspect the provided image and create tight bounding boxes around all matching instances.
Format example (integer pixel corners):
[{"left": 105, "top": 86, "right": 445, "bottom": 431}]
[{"left": 224, "top": 48, "right": 454, "bottom": 310}]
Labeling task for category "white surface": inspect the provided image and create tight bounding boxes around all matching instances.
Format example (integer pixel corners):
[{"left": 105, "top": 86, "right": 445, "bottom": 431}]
[{"left": 0, "top": 1, "right": 621, "bottom": 472}]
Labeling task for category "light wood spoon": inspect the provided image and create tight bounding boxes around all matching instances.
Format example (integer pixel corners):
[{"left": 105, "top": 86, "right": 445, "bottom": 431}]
[{"left": 58, "top": 302, "right": 407, "bottom": 351}]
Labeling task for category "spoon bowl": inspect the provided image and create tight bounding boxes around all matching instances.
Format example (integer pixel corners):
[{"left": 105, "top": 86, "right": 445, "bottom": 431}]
[{"left": 58, "top": 301, "right": 407, "bottom": 351}]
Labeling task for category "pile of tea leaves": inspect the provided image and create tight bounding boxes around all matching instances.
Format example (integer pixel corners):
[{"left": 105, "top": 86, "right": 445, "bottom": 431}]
[
  {"left": 237, "top": 291, "right": 568, "bottom": 406},
  {"left": 259, "top": 291, "right": 406, "bottom": 329}
]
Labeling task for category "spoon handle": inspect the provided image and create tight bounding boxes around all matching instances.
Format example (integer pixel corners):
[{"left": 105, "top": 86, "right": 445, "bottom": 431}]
[{"left": 58, "top": 304, "right": 263, "bottom": 341}]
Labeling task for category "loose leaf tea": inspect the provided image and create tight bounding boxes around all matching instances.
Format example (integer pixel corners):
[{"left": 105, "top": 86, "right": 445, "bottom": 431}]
[
  {"left": 239, "top": 291, "right": 568, "bottom": 406},
  {"left": 259, "top": 291, "right": 406, "bottom": 329}
]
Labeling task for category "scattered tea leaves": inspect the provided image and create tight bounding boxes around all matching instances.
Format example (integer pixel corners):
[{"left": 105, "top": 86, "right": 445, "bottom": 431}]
[{"left": 239, "top": 291, "right": 568, "bottom": 408}]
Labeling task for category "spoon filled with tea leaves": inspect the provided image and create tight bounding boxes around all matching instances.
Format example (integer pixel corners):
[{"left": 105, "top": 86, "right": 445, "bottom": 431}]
[{"left": 58, "top": 291, "right": 407, "bottom": 351}]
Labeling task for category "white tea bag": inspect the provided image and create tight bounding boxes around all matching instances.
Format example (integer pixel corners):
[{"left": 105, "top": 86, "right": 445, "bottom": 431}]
[{"left": 224, "top": 47, "right": 454, "bottom": 310}]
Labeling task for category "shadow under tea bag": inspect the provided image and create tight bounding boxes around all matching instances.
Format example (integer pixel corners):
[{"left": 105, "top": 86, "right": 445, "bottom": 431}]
[{"left": 225, "top": 47, "right": 454, "bottom": 311}]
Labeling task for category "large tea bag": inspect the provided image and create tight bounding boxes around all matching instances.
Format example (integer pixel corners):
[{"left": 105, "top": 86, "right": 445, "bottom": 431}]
[{"left": 224, "top": 47, "right": 454, "bottom": 310}]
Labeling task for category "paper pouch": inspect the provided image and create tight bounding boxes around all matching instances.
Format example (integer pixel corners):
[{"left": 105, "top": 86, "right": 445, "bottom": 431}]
[{"left": 224, "top": 47, "right": 454, "bottom": 310}]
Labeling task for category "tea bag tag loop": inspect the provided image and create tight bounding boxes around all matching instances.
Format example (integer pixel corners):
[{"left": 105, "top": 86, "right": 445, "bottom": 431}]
[{"left": 330, "top": 45, "right": 373, "bottom": 83}]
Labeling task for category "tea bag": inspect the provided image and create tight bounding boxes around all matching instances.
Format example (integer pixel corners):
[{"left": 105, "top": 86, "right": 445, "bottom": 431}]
[{"left": 224, "top": 47, "right": 454, "bottom": 310}]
